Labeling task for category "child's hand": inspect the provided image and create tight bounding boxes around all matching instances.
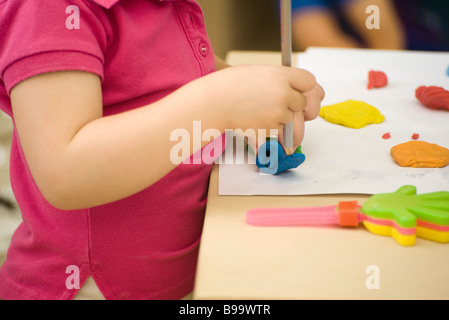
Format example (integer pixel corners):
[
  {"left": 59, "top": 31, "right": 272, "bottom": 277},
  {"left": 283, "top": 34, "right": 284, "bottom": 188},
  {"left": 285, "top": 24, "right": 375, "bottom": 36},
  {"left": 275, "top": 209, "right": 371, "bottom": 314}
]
[
  {"left": 278, "top": 83, "right": 324, "bottom": 150},
  {"left": 202, "top": 65, "right": 323, "bottom": 152}
]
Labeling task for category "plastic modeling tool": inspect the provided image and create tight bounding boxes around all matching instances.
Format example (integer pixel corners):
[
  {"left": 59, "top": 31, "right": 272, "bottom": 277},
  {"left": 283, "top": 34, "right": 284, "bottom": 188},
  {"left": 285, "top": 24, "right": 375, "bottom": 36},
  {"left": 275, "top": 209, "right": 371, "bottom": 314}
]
[
  {"left": 281, "top": 0, "right": 293, "bottom": 155},
  {"left": 255, "top": 0, "right": 303, "bottom": 175},
  {"left": 246, "top": 185, "right": 449, "bottom": 246}
]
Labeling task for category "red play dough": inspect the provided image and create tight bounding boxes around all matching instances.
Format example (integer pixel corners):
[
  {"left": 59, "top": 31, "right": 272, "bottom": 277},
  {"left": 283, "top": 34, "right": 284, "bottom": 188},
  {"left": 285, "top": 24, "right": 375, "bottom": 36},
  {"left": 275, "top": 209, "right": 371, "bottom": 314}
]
[
  {"left": 415, "top": 86, "right": 449, "bottom": 111},
  {"left": 412, "top": 133, "right": 419, "bottom": 140},
  {"left": 382, "top": 132, "right": 391, "bottom": 139},
  {"left": 368, "top": 70, "right": 388, "bottom": 90}
]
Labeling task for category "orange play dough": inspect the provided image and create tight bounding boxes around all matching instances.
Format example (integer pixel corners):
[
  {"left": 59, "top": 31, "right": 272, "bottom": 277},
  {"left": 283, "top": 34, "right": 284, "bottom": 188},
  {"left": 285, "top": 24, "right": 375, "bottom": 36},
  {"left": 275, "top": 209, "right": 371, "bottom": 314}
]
[{"left": 391, "top": 141, "right": 449, "bottom": 168}]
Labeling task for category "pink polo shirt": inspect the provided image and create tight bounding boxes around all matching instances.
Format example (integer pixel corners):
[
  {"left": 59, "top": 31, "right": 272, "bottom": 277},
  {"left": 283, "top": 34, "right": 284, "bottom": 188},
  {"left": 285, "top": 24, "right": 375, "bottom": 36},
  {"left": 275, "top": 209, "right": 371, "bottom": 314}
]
[{"left": 0, "top": 0, "right": 221, "bottom": 299}]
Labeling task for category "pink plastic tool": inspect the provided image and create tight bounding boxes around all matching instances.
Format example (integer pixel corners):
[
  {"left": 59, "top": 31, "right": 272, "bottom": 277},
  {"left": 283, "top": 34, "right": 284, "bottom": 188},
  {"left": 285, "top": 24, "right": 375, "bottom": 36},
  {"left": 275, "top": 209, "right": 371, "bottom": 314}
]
[
  {"left": 246, "top": 201, "right": 361, "bottom": 227},
  {"left": 246, "top": 185, "right": 449, "bottom": 246},
  {"left": 246, "top": 202, "right": 416, "bottom": 235}
]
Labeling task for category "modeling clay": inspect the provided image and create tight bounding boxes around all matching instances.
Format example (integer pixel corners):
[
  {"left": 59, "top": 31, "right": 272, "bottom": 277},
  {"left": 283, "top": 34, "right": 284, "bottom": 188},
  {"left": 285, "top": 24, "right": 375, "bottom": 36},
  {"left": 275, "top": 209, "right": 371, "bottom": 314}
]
[
  {"left": 382, "top": 133, "right": 391, "bottom": 139},
  {"left": 367, "top": 70, "right": 388, "bottom": 90},
  {"left": 415, "top": 86, "right": 449, "bottom": 111},
  {"left": 391, "top": 141, "right": 449, "bottom": 168},
  {"left": 319, "top": 100, "right": 385, "bottom": 129},
  {"left": 246, "top": 185, "right": 449, "bottom": 246},
  {"left": 411, "top": 133, "right": 419, "bottom": 140},
  {"left": 256, "top": 138, "right": 305, "bottom": 175}
]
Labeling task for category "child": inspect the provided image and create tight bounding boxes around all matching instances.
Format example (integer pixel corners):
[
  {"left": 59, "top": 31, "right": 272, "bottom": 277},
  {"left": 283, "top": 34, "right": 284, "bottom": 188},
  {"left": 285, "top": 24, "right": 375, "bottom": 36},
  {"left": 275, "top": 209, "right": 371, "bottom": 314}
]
[{"left": 0, "top": 0, "right": 323, "bottom": 300}]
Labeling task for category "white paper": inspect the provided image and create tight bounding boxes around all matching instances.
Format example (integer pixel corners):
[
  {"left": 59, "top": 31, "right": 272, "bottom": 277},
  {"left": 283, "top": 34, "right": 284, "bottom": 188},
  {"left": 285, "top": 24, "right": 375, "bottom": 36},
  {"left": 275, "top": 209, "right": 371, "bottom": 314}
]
[{"left": 219, "top": 48, "right": 449, "bottom": 196}]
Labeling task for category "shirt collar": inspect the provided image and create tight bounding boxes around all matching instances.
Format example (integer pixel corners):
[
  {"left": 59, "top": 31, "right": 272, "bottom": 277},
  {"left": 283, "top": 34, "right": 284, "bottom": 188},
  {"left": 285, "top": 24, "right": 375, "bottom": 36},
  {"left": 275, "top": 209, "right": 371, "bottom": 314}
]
[{"left": 90, "top": 0, "right": 181, "bottom": 9}]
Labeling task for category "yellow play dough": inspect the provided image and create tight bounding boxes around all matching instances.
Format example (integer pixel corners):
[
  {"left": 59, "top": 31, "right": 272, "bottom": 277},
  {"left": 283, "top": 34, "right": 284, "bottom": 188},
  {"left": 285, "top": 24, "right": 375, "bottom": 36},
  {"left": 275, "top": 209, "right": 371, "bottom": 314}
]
[{"left": 319, "top": 100, "right": 385, "bottom": 129}]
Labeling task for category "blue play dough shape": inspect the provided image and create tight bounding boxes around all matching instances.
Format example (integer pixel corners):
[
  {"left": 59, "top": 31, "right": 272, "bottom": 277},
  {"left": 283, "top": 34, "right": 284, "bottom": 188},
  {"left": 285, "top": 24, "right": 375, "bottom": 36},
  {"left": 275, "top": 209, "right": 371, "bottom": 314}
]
[{"left": 256, "top": 140, "right": 305, "bottom": 175}]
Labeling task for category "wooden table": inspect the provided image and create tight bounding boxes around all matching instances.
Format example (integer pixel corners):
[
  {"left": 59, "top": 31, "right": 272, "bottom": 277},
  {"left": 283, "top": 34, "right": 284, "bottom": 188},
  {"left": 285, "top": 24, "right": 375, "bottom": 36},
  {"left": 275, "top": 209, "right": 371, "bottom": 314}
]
[{"left": 193, "top": 51, "right": 449, "bottom": 300}]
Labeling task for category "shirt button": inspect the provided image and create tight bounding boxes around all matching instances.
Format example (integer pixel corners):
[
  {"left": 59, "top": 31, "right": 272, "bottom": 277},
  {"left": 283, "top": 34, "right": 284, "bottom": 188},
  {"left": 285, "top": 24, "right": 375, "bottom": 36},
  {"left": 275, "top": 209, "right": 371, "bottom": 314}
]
[{"left": 199, "top": 43, "right": 208, "bottom": 56}]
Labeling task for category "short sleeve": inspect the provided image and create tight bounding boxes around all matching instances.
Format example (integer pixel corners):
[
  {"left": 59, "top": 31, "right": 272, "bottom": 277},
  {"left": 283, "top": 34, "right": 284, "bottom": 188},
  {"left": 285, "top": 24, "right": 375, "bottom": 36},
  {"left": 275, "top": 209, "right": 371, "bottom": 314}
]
[{"left": 0, "top": 0, "right": 108, "bottom": 95}]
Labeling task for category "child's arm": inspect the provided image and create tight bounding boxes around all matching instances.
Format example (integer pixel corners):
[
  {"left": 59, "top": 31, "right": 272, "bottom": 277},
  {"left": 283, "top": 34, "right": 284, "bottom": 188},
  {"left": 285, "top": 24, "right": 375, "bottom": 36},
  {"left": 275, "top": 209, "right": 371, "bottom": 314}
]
[{"left": 11, "top": 66, "right": 323, "bottom": 210}]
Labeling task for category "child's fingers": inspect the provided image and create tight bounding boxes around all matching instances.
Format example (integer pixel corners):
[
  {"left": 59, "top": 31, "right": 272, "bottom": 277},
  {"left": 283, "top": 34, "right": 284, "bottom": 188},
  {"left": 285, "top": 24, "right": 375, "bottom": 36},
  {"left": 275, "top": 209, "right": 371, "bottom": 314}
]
[
  {"left": 303, "top": 84, "right": 325, "bottom": 121},
  {"left": 279, "top": 112, "right": 305, "bottom": 148},
  {"left": 287, "top": 89, "right": 308, "bottom": 113},
  {"left": 285, "top": 67, "right": 317, "bottom": 94},
  {"left": 315, "top": 82, "right": 325, "bottom": 100},
  {"left": 293, "top": 112, "right": 305, "bottom": 147},
  {"left": 277, "top": 107, "right": 296, "bottom": 127}
]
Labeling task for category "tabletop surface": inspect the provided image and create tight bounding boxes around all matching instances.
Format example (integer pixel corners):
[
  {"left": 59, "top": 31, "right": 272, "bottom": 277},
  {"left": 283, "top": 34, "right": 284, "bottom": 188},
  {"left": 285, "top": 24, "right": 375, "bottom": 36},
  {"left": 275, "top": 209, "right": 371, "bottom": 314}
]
[{"left": 193, "top": 50, "right": 449, "bottom": 300}]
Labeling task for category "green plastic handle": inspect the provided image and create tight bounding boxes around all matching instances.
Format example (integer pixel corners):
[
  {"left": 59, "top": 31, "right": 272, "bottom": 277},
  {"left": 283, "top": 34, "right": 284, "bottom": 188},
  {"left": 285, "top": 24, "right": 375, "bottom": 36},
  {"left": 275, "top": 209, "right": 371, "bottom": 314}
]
[{"left": 361, "top": 185, "right": 449, "bottom": 229}]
